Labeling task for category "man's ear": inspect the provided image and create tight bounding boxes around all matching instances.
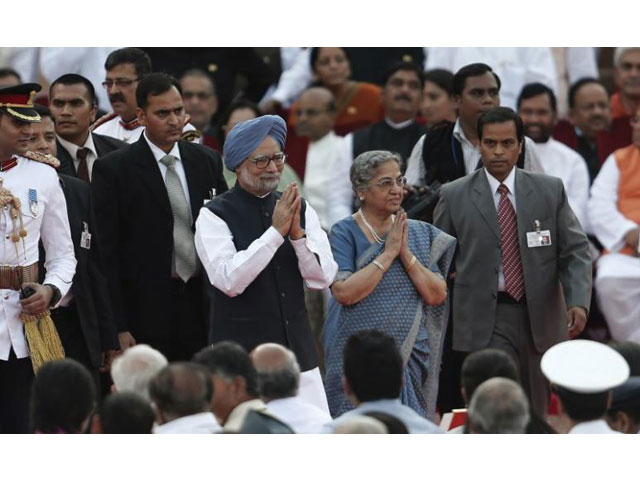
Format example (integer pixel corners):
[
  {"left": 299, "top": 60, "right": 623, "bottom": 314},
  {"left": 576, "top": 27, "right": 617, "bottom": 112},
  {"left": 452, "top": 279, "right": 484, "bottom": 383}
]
[
  {"left": 136, "top": 107, "right": 146, "bottom": 127},
  {"left": 90, "top": 413, "right": 102, "bottom": 434}
]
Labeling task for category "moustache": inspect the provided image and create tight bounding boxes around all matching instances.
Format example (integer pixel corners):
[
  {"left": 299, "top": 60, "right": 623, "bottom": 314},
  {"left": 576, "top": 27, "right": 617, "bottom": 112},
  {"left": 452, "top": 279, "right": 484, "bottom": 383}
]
[
  {"left": 109, "top": 93, "right": 126, "bottom": 103},
  {"left": 394, "top": 94, "right": 413, "bottom": 102}
]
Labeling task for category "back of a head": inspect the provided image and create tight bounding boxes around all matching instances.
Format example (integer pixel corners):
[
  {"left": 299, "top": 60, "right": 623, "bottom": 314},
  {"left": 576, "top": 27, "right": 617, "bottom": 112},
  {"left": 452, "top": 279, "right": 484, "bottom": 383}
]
[
  {"left": 344, "top": 330, "right": 402, "bottom": 403},
  {"left": 609, "top": 340, "right": 640, "bottom": 376},
  {"left": 100, "top": 392, "right": 155, "bottom": 434},
  {"left": 30, "top": 359, "right": 96, "bottom": 433},
  {"left": 251, "top": 343, "right": 301, "bottom": 401},
  {"left": 149, "top": 362, "right": 213, "bottom": 422},
  {"left": 363, "top": 411, "right": 409, "bottom": 434},
  {"left": 111, "top": 344, "right": 168, "bottom": 401},
  {"left": 105, "top": 47, "right": 152, "bottom": 77},
  {"left": 467, "top": 377, "right": 530, "bottom": 434},
  {"left": 554, "top": 387, "right": 610, "bottom": 423},
  {"left": 193, "top": 341, "right": 259, "bottom": 397},
  {"left": 461, "top": 348, "right": 519, "bottom": 403},
  {"left": 333, "top": 416, "right": 388, "bottom": 434}
]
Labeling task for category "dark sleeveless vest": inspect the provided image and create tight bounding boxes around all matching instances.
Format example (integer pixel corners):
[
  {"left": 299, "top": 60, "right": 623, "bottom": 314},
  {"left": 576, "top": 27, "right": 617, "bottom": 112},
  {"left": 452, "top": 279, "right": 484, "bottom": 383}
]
[{"left": 205, "top": 184, "right": 317, "bottom": 371}]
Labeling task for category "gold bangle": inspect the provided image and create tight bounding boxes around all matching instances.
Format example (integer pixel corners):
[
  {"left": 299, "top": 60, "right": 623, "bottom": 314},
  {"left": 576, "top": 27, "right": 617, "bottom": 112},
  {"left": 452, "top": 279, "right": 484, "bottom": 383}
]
[
  {"left": 372, "top": 260, "right": 385, "bottom": 272},
  {"left": 407, "top": 255, "right": 417, "bottom": 270}
]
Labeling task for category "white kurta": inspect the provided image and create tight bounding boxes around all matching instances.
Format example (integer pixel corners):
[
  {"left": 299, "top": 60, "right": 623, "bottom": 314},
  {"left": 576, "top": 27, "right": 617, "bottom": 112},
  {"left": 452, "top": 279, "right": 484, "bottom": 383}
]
[
  {"left": 0, "top": 157, "right": 76, "bottom": 360},
  {"left": 266, "top": 396, "right": 331, "bottom": 433},
  {"left": 93, "top": 115, "right": 197, "bottom": 144},
  {"left": 568, "top": 419, "right": 620, "bottom": 434},
  {"left": 153, "top": 412, "right": 221, "bottom": 434}
]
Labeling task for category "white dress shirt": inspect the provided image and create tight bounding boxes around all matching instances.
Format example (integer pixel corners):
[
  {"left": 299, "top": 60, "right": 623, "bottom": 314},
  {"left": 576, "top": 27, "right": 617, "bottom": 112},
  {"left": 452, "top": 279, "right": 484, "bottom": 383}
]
[
  {"left": 153, "top": 412, "right": 221, "bottom": 434},
  {"left": 303, "top": 131, "right": 343, "bottom": 230},
  {"left": 267, "top": 48, "right": 313, "bottom": 107},
  {"left": 56, "top": 133, "right": 99, "bottom": 181},
  {"left": 223, "top": 398, "right": 275, "bottom": 432},
  {"left": 0, "top": 157, "right": 76, "bottom": 360},
  {"left": 266, "top": 396, "right": 332, "bottom": 434},
  {"left": 568, "top": 419, "right": 620, "bottom": 434},
  {"left": 485, "top": 167, "right": 517, "bottom": 292},
  {"left": 94, "top": 115, "right": 197, "bottom": 145},
  {"left": 194, "top": 196, "right": 337, "bottom": 298},
  {"left": 533, "top": 139, "right": 590, "bottom": 230}
]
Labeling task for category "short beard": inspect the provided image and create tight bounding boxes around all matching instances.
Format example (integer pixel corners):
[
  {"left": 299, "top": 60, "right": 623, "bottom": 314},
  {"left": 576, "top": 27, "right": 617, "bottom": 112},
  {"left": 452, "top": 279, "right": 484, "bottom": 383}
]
[{"left": 237, "top": 168, "right": 280, "bottom": 195}]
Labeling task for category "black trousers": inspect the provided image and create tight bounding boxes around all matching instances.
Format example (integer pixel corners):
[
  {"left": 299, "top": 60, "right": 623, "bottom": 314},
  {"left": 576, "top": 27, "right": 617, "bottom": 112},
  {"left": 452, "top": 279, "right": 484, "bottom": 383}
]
[{"left": 0, "top": 349, "right": 34, "bottom": 434}]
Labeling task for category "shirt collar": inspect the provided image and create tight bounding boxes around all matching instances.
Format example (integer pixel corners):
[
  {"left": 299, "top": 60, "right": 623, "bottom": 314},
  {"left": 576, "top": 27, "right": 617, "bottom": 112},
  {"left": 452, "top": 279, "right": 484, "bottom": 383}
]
[
  {"left": 144, "top": 131, "right": 181, "bottom": 162},
  {"left": 310, "top": 130, "right": 337, "bottom": 147},
  {"left": 569, "top": 419, "right": 618, "bottom": 434},
  {"left": 56, "top": 132, "right": 98, "bottom": 159},
  {"left": 384, "top": 117, "right": 414, "bottom": 130},
  {"left": 452, "top": 118, "right": 476, "bottom": 148},
  {"left": 484, "top": 164, "right": 516, "bottom": 195},
  {"left": 153, "top": 412, "right": 220, "bottom": 434}
]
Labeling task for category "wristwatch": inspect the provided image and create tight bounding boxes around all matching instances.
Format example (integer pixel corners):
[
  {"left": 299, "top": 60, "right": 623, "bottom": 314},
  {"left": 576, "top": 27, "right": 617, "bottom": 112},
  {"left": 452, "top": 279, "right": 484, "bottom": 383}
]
[{"left": 44, "top": 284, "right": 62, "bottom": 307}]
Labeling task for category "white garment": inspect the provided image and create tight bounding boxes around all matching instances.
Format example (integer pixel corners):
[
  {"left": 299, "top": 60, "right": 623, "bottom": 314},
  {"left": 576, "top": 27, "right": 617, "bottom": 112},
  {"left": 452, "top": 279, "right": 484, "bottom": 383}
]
[
  {"left": 93, "top": 115, "right": 197, "bottom": 145},
  {"left": 405, "top": 119, "right": 545, "bottom": 187},
  {"left": 194, "top": 200, "right": 337, "bottom": 298},
  {"left": 426, "top": 47, "right": 558, "bottom": 110},
  {"left": 267, "top": 48, "right": 313, "bottom": 107},
  {"left": 56, "top": 133, "right": 99, "bottom": 181},
  {"left": 0, "top": 157, "right": 76, "bottom": 360},
  {"left": 551, "top": 47, "right": 599, "bottom": 118},
  {"left": 298, "top": 366, "right": 330, "bottom": 415},
  {"left": 266, "top": 396, "right": 331, "bottom": 433},
  {"left": 153, "top": 412, "right": 221, "bottom": 434},
  {"left": 303, "top": 131, "right": 344, "bottom": 230},
  {"left": 533, "top": 139, "right": 590, "bottom": 230},
  {"left": 568, "top": 419, "right": 620, "bottom": 434},
  {"left": 223, "top": 398, "right": 273, "bottom": 432}
]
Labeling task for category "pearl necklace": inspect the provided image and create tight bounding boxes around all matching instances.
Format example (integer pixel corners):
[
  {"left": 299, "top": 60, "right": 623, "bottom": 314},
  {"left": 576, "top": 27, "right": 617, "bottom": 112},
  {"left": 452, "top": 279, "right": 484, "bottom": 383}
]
[{"left": 358, "top": 209, "right": 395, "bottom": 244}]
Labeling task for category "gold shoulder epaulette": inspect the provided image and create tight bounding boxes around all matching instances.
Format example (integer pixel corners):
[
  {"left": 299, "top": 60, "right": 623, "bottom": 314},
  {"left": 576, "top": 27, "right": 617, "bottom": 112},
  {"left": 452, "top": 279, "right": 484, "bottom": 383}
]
[
  {"left": 181, "top": 129, "right": 202, "bottom": 142},
  {"left": 23, "top": 151, "right": 60, "bottom": 169},
  {"left": 90, "top": 112, "right": 118, "bottom": 131}
]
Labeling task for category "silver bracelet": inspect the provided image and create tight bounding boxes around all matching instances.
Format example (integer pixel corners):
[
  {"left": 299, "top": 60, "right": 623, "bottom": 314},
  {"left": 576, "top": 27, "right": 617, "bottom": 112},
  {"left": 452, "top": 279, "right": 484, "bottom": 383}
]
[{"left": 372, "top": 260, "right": 385, "bottom": 272}]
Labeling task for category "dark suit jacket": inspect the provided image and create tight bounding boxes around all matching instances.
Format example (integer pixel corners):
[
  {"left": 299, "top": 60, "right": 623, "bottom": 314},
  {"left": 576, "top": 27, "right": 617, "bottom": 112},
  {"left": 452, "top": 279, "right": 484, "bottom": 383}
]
[
  {"left": 40, "top": 175, "right": 119, "bottom": 368},
  {"left": 91, "top": 137, "right": 228, "bottom": 339},
  {"left": 433, "top": 168, "right": 592, "bottom": 353},
  {"left": 56, "top": 132, "right": 127, "bottom": 177}
]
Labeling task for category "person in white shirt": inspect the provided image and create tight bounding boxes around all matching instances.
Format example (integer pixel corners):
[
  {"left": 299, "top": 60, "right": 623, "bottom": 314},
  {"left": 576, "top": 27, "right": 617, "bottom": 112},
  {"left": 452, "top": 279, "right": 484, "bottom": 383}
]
[
  {"left": 110, "top": 344, "right": 168, "bottom": 402},
  {"left": 251, "top": 343, "right": 331, "bottom": 434},
  {"left": 150, "top": 362, "right": 221, "bottom": 434},
  {"left": 541, "top": 339, "right": 630, "bottom": 434},
  {"left": 517, "top": 82, "right": 590, "bottom": 229},
  {"left": 467, "top": 377, "right": 530, "bottom": 434}
]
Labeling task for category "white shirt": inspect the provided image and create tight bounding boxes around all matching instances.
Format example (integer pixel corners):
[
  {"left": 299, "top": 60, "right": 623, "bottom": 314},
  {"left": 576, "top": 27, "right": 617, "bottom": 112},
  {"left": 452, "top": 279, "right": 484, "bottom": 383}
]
[
  {"left": 0, "top": 157, "right": 76, "bottom": 360},
  {"left": 426, "top": 47, "right": 558, "bottom": 110},
  {"left": 303, "top": 131, "right": 343, "bottom": 230},
  {"left": 484, "top": 167, "right": 517, "bottom": 292},
  {"left": 94, "top": 115, "right": 197, "bottom": 145},
  {"left": 194, "top": 196, "right": 337, "bottom": 298},
  {"left": 223, "top": 398, "right": 275, "bottom": 432},
  {"left": 153, "top": 412, "right": 221, "bottom": 434},
  {"left": 56, "top": 133, "right": 99, "bottom": 181},
  {"left": 568, "top": 419, "right": 620, "bottom": 434},
  {"left": 266, "top": 396, "right": 331, "bottom": 434},
  {"left": 533, "top": 139, "right": 590, "bottom": 230},
  {"left": 589, "top": 152, "right": 640, "bottom": 280},
  {"left": 267, "top": 48, "right": 313, "bottom": 107}
]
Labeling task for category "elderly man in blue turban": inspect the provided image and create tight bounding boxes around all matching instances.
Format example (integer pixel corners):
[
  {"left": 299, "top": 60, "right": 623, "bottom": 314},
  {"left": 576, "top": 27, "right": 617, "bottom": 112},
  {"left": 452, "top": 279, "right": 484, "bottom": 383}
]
[{"left": 194, "top": 115, "right": 338, "bottom": 415}]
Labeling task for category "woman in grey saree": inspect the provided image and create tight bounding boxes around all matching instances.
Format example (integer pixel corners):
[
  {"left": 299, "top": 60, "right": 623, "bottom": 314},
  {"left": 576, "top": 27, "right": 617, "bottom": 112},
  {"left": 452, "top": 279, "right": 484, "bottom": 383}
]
[{"left": 323, "top": 151, "right": 456, "bottom": 420}]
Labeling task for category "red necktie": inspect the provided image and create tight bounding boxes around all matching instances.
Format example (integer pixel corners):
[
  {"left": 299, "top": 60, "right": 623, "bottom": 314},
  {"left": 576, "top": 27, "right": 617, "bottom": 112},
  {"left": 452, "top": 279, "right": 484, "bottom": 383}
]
[
  {"left": 76, "top": 148, "right": 91, "bottom": 183},
  {"left": 497, "top": 184, "right": 524, "bottom": 301}
]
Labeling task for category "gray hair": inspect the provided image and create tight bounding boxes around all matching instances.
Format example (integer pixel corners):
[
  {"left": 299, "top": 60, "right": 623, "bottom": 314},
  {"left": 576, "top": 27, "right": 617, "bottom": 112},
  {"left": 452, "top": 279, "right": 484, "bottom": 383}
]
[
  {"left": 333, "top": 416, "right": 388, "bottom": 434},
  {"left": 255, "top": 348, "right": 301, "bottom": 401},
  {"left": 350, "top": 150, "right": 402, "bottom": 196},
  {"left": 111, "top": 344, "right": 168, "bottom": 401},
  {"left": 467, "top": 377, "right": 530, "bottom": 434},
  {"left": 614, "top": 48, "right": 640, "bottom": 68}
]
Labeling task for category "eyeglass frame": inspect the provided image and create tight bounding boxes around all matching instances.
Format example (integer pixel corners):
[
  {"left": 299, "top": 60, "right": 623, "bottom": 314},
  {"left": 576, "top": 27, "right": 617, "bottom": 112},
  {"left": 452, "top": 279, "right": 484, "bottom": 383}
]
[
  {"left": 371, "top": 176, "right": 408, "bottom": 190},
  {"left": 246, "top": 152, "right": 288, "bottom": 169},
  {"left": 101, "top": 78, "right": 139, "bottom": 89}
]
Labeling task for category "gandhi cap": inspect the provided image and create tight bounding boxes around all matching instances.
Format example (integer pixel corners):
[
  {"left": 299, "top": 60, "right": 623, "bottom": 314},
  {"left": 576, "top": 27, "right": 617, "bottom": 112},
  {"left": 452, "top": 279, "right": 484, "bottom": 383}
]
[
  {"left": 0, "top": 83, "right": 42, "bottom": 123},
  {"left": 541, "top": 340, "right": 630, "bottom": 394}
]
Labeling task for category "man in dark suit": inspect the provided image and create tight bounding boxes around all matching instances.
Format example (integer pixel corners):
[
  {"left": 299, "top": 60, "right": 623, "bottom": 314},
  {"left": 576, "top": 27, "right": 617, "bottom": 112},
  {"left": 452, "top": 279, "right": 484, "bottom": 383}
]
[
  {"left": 92, "top": 73, "right": 228, "bottom": 362},
  {"left": 49, "top": 73, "right": 127, "bottom": 181},
  {"left": 433, "top": 106, "right": 592, "bottom": 417},
  {"left": 29, "top": 104, "right": 119, "bottom": 394}
]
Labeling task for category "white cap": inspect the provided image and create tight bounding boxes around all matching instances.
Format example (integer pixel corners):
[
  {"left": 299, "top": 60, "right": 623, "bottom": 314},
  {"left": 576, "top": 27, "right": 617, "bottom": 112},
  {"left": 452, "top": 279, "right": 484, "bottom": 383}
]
[{"left": 541, "top": 340, "right": 630, "bottom": 394}]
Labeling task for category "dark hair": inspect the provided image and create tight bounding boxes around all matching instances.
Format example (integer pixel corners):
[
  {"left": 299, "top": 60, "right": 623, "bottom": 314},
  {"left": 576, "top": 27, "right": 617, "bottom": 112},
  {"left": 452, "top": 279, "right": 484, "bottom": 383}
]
[
  {"left": 568, "top": 77, "right": 605, "bottom": 109},
  {"left": 218, "top": 98, "right": 261, "bottom": 142},
  {"left": 477, "top": 106, "right": 524, "bottom": 143},
  {"left": 99, "top": 392, "right": 155, "bottom": 434},
  {"left": 517, "top": 82, "right": 557, "bottom": 112},
  {"left": 554, "top": 386, "right": 610, "bottom": 422},
  {"left": 29, "top": 359, "right": 96, "bottom": 433},
  {"left": 461, "top": 348, "right": 519, "bottom": 400},
  {"left": 310, "top": 47, "right": 352, "bottom": 70},
  {"left": 193, "top": 341, "right": 259, "bottom": 397},
  {"left": 343, "top": 330, "right": 403, "bottom": 402},
  {"left": 33, "top": 103, "right": 51, "bottom": 118},
  {"left": 149, "top": 362, "right": 213, "bottom": 419},
  {"left": 609, "top": 340, "right": 640, "bottom": 376},
  {"left": 452, "top": 63, "right": 501, "bottom": 97},
  {"left": 383, "top": 61, "right": 425, "bottom": 90},
  {"left": 105, "top": 47, "right": 152, "bottom": 78},
  {"left": 179, "top": 68, "right": 216, "bottom": 95},
  {"left": 135, "top": 72, "right": 182, "bottom": 110},
  {"left": 50, "top": 73, "right": 97, "bottom": 107},
  {"left": 363, "top": 411, "right": 409, "bottom": 434},
  {"left": 424, "top": 69, "right": 454, "bottom": 95},
  {"left": 257, "top": 368, "right": 298, "bottom": 400},
  {"left": 0, "top": 67, "right": 21, "bottom": 82}
]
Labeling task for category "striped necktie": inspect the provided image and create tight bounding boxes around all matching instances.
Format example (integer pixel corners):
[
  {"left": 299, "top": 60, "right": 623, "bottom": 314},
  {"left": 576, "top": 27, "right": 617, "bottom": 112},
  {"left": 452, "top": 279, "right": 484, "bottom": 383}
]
[{"left": 497, "top": 183, "right": 524, "bottom": 301}]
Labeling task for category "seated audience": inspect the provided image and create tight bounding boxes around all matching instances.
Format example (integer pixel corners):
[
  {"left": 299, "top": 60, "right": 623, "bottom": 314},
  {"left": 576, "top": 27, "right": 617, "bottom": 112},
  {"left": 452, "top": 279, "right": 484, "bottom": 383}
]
[
  {"left": 606, "top": 377, "right": 640, "bottom": 434},
  {"left": 94, "top": 392, "right": 155, "bottom": 434},
  {"left": 110, "top": 344, "right": 168, "bottom": 401},
  {"left": 421, "top": 69, "right": 456, "bottom": 127},
  {"left": 333, "top": 416, "right": 388, "bottom": 434},
  {"left": 467, "top": 377, "right": 530, "bottom": 434},
  {"left": 363, "top": 411, "right": 409, "bottom": 434},
  {"left": 611, "top": 48, "right": 640, "bottom": 120}
]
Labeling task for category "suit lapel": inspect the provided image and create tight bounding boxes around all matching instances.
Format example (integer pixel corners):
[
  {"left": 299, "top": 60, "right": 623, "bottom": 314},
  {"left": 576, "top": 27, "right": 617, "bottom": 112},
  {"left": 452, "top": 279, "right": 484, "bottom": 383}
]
[
  {"left": 179, "top": 142, "right": 205, "bottom": 223},
  {"left": 471, "top": 169, "right": 500, "bottom": 240},
  {"left": 514, "top": 169, "right": 535, "bottom": 243},
  {"left": 56, "top": 140, "right": 77, "bottom": 176},
  {"left": 131, "top": 137, "right": 172, "bottom": 215}
]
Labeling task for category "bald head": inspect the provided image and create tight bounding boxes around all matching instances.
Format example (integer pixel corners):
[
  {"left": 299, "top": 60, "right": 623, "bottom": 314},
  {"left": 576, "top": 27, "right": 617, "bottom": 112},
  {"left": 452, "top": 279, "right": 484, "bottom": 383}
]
[
  {"left": 251, "top": 343, "right": 300, "bottom": 401},
  {"left": 294, "top": 87, "right": 336, "bottom": 141}
]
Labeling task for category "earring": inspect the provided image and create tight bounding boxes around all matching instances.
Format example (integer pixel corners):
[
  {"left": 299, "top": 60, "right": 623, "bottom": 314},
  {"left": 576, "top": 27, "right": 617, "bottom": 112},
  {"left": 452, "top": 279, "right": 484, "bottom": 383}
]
[{"left": 359, "top": 197, "right": 364, "bottom": 201}]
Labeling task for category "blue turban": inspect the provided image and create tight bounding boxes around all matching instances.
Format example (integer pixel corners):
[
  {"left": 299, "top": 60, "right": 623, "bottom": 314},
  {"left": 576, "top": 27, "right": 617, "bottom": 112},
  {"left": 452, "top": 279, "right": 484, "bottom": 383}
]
[{"left": 223, "top": 115, "right": 288, "bottom": 172}]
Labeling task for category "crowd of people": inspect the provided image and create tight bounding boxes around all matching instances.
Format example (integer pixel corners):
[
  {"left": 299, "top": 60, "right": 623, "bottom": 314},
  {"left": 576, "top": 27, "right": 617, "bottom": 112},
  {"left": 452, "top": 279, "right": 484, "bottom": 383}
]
[{"left": 0, "top": 46, "right": 639, "bottom": 434}]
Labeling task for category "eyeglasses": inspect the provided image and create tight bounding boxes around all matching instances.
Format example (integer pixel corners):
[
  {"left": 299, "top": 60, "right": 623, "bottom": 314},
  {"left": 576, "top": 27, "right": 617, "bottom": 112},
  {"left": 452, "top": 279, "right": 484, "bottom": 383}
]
[
  {"left": 248, "top": 152, "right": 287, "bottom": 169},
  {"left": 372, "top": 176, "right": 407, "bottom": 189},
  {"left": 101, "top": 78, "right": 139, "bottom": 89}
]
